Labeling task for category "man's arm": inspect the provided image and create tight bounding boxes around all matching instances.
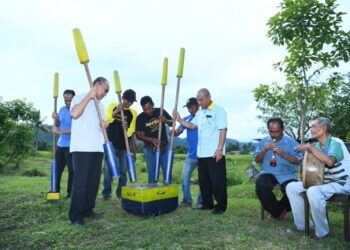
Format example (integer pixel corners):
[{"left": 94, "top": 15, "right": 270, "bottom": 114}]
[
  {"left": 71, "top": 90, "right": 95, "bottom": 119},
  {"left": 173, "top": 111, "right": 197, "bottom": 130},
  {"left": 135, "top": 131, "right": 158, "bottom": 148},
  {"left": 214, "top": 128, "right": 227, "bottom": 162},
  {"left": 172, "top": 127, "right": 183, "bottom": 137},
  {"left": 52, "top": 127, "right": 71, "bottom": 135},
  {"left": 130, "top": 134, "right": 137, "bottom": 161},
  {"left": 297, "top": 143, "right": 338, "bottom": 167}
]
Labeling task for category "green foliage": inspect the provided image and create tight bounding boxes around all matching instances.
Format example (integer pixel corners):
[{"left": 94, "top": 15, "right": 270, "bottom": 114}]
[
  {"left": 321, "top": 73, "right": 350, "bottom": 140},
  {"left": 267, "top": 0, "right": 350, "bottom": 75},
  {"left": 0, "top": 98, "right": 44, "bottom": 169},
  {"left": 254, "top": 0, "right": 350, "bottom": 141},
  {"left": 175, "top": 145, "right": 187, "bottom": 154},
  {"left": 226, "top": 142, "right": 240, "bottom": 152}
]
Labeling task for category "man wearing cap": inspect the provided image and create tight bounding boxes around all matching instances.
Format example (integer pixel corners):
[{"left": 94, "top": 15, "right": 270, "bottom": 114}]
[
  {"left": 102, "top": 89, "right": 137, "bottom": 200},
  {"left": 136, "top": 96, "right": 173, "bottom": 183},
  {"left": 173, "top": 97, "right": 202, "bottom": 208},
  {"left": 173, "top": 88, "right": 228, "bottom": 215}
]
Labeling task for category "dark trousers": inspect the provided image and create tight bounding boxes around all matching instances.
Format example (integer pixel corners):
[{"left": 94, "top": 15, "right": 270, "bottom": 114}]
[
  {"left": 69, "top": 152, "right": 103, "bottom": 222},
  {"left": 55, "top": 146, "right": 73, "bottom": 196},
  {"left": 198, "top": 156, "right": 227, "bottom": 211},
  {"left": 255, "top": 173, "right": 297, "bottom": 218}
]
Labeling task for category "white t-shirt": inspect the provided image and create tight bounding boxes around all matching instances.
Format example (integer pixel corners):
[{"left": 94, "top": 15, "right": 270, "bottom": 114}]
[{"left": 69, "top": 93, "right": 105, "bottom": 152}]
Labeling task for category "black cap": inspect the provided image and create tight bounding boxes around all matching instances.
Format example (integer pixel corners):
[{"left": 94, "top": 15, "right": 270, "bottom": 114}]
[
  {"left": 183, "top": 97, "right": 198, "bottom": 108},
  {"left": 123, "top": 89, "right": 137, "bottom": 102}
]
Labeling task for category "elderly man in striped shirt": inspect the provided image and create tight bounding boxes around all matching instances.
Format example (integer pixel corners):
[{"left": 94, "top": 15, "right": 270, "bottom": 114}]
[{"left": 287, "top": 117, "right": 350, "bottom": 239}]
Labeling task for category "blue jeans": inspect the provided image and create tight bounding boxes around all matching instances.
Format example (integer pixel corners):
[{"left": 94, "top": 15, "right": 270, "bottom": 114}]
[
  {"left": 144, "top": 147, "right": 170, "bottom": 184},
  {"left": 182, "top": 157, "right": 202, "bottom": 204},
  {"left": 102, "top": 149, "right": 127, "bottom": 198}
]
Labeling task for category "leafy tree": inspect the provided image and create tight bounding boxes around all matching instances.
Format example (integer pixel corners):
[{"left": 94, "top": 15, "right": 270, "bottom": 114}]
[
  {"left": 254, "top": 0, "right": 350, "bottom": 142},
  {"left": 322, "top": 73, "right": 350, "bottom": 140},
  {"left": 0, "top": 98, "right": 42, "bottom": 168},
  {"left": 226, "top": 142, "right": 240, "bottom": 152},
  {"left": 175, "top": 145, "right": 187, "bottom": 154}
]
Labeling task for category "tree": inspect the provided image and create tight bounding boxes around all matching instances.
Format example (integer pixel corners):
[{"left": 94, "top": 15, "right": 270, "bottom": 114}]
[
  {"left": 254, "top": 0, "right": 350, "bottom": 142},
  {"left": 322, "top": 73, "right": 350, "bottom": 140},
  {"left": 0, "top": 98, "right": 42, "bottom": 168},
  {"left": 226, "top": 142, "right": 240, "bottom": 152}
]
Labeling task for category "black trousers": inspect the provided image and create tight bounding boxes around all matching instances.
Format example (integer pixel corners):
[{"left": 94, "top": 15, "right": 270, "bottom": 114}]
[
  {"left": 198, "top": 156, "right": 227, "bottom": 211},
  {"left": 69, "top": 152, "right": 103, "bottom": 222},
  {"left": 255, "top": 173, "right": 297, "bottom": 218},
  {"left": 55, "top": 146, "right": 73, "bottom": 195}
]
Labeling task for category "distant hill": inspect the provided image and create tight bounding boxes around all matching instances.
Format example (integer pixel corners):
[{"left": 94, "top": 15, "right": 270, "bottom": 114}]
[{"left": 36, "top": 125, "right": 257, "bottom": 151}]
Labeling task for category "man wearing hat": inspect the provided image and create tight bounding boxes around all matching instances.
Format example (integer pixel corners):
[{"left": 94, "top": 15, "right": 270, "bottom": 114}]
[
  {"left": 173, "top": 97, "right": 202, "bottom": 208},
  {"left": 102, "top": 89, "right": 137, "bottom": 200}
]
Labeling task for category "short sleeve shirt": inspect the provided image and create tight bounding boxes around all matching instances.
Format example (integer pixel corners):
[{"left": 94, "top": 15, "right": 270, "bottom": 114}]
[
  {"left": 136, "top": 108, "right": 172, "bottom": 147},
  {"left": 57, "top": 106, "right": 72, "bottom": 147},
  {"left": 191, "top": 102, "right": 227, "bottom": 158},
  {"left": 69, "top": 93, "right": 105, "bottom": 152}
]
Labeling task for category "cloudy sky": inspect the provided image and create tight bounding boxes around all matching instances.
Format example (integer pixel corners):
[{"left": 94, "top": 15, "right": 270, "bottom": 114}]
[{"left": 0, "top": 0, "right": 349, "bottom": 141}]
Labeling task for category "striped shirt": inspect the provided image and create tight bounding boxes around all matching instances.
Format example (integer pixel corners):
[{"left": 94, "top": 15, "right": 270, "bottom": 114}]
[{"left": 316, "top": 136, "right": 349, "bottom": 186}]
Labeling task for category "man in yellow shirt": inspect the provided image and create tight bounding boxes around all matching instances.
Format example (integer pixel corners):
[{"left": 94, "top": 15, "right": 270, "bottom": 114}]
[{"left": 102, "top": 89, "right": 137, "bottom": 200}]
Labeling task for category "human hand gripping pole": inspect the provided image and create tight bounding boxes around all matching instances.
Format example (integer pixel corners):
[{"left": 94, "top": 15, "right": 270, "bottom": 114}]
[
  {"left": 154, "top": 57, "right": 168, "bottom": 182},
  {"left": 72, "top": 28, "right": 119, "bottom": 178},
  {"left": 114, "top": 70, "right": 136, "bottom": 182},
  {"left": 165, "top": 48, "right": 185, "bottom": 184}
]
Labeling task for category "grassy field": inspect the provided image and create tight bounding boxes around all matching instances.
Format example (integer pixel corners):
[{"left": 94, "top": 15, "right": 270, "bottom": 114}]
[{"left": 0, "top": 152, "right": 349, "bottom": 249}]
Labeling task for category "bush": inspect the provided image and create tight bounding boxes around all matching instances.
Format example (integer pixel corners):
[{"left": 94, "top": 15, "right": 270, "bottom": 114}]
[
  {"left": 227, "top": 171, "right": 244, "bottom": 186},
  {"left": 22, "top": 168, "right": 46, "bottom": 177}
]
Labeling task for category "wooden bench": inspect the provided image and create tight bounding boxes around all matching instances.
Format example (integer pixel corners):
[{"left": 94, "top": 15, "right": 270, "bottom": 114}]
[{"left": 304, "top": 193, "right": 350, "bottom": 241}]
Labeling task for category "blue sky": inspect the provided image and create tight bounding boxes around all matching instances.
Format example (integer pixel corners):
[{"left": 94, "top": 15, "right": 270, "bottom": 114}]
[{"left": 0, "top": 0, "right": 349, "bottom": 141}]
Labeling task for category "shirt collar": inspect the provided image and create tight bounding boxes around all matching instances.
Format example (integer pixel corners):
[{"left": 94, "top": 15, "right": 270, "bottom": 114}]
[
  {"left": 208, "top": 101, "right": 215, "bottom": 110},
  {"left": 315, "top": 135, "right": 332, "bottom": 150}
]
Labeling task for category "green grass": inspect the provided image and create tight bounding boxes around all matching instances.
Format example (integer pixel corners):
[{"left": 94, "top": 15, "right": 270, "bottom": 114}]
[{"left": 0, "top": 152, "right": 349, "bottom": 249}]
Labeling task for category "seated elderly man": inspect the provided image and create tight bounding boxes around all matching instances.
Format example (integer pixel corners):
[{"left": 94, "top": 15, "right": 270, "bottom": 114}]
[{"left": 286, "top": 117, "right": 350, "bottom": 239}]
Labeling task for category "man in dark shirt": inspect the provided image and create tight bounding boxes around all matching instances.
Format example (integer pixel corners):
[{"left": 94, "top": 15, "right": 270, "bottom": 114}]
[{"left": 135, "top": 96, "right": 173, "bottom": 183}]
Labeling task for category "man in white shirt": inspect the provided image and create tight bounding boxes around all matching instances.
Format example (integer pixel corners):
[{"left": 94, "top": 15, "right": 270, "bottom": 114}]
[{"left": 68, "top": 77, "right": 109, "bottom": 226}]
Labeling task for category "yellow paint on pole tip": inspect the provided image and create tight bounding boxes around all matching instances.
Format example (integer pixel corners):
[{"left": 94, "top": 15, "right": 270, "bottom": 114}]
[
  {"left": 176, "top": 48, "right": 185, "bottom": 78},
  {"left": 72, "top": 28, "right": 89, "bottom": 64},
  {"left": 161, "top": 57, "right": 168, "bottom": 85},
  {"left": 53, "top": 73, "right": 59, "bottom": 98},
  {"left": 114, "top": 70, "right": 122, "bottom": 93}
]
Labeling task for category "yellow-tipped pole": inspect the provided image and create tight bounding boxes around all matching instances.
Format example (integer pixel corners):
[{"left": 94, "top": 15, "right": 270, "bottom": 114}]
[
  {"left": 47, "top": 72, "right": 60, "bottom": 202},
  {"left": 169, "top": 48, "right": 185, "bottom": 147},
  {"left": 114, "top": 70, "right": 122, "bottom": 94},
  {"left": 113, "top": 70, "right": 131, "bottom": 154},
  {"left": 53, "top": 73, "right": 59, "bottom": 98},
  {"left": 154, "top": 57, "right": 168, "bottom": 182},
  {"left": 72, "top": 28, "right": 89, "bottom": 64},
  {"left": 72, "top": 28, "right": 119, "bottom": 179},
  {"left": 72, "top": 28, "right": 108, "bottom": 141},
  {"left": 157, "top": 57, "right": 168, "bottom": 145},
  {"left": 113, "top": 71, "right": 137, "bottom": 182},
  {"left": 176, "top": 48, "right": 185, "bottom": 78}
]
